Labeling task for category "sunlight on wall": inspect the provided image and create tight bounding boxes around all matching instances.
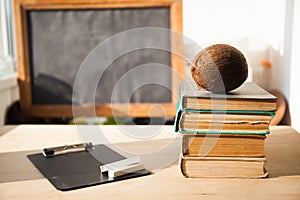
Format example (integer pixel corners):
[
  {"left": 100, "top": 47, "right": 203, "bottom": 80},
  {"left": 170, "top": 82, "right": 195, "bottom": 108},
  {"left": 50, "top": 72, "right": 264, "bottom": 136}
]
[
  {"left": 185, "top": 0, "right": 269, "bottom": 45},
  {"left": 290, "top": 1, "right": 300, "bottom": 132},
  {"left": 183, "top": 0, "right": 291, "bottom": 89},
  {"left": 268, "top": 0, "right": 292, "bottom": 95},
  {"left": 183, "top": 0, "right": 271, "bottom": 70}
]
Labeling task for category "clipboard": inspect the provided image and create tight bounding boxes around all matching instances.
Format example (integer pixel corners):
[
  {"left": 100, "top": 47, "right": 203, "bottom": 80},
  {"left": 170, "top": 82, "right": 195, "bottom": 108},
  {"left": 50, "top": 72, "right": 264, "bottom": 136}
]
[{"left": 27, "top": 144, "right": 151, "bottom": 191}]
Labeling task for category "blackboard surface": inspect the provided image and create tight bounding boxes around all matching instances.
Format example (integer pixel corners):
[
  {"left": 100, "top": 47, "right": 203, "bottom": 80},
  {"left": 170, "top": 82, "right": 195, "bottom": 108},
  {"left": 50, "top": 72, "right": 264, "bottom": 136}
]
[{"left": 27, "top": 8, "right": 171, "bottom": 105}]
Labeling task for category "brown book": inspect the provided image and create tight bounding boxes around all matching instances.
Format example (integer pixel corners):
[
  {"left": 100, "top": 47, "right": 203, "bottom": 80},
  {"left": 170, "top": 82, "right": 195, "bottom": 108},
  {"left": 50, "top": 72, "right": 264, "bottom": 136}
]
[
  {"left": 181, "top": 112, "right": 273, "bottom": 122},
  {"left": 180, "top": 156, "right": 268, "bottom": 178},
  {"left": 179, "top": 81, "right": 277, "bottom": 111},
  {"left": 179, "top": 112, "right": 271, "bottom": 133},
  {"left": 180, "top": 120, "right": 270, "bottom": 133},
  {"left": 182, "top": 134, "right": 266, "bottom": 157}
]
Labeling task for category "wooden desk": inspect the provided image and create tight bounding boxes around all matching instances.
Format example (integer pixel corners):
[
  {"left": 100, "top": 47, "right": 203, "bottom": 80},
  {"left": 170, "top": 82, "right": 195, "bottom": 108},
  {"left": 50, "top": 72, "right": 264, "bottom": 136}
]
[{"left": 0, "top": 125, "right": 300, "bottom": 199}]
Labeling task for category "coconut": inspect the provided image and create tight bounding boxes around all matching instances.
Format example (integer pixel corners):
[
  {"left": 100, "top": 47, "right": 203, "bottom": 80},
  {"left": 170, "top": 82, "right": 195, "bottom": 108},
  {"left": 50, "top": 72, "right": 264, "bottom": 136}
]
[{"left": 191, "top": 44, "right": 248, "bottom": 93}]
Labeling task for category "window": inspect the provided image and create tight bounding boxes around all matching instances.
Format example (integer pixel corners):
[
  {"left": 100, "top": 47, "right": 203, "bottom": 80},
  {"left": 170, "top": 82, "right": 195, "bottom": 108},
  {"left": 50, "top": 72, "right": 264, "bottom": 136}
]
[{"left": 0, "top": 0, "right": 15, "bottom": 77}]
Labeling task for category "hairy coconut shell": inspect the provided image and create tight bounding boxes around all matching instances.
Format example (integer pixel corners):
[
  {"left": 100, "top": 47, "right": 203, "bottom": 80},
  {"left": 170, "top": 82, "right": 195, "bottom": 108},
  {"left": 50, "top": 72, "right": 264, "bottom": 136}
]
[{"left": 191, "top": 44, "right": 248, "bottom": 93}]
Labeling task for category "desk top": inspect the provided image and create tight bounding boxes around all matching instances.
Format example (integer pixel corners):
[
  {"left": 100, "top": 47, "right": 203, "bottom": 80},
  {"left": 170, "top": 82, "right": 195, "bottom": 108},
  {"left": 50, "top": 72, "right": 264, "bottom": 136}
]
[{"left": 0, "top": 125, "right": 300, "bottom": 200}]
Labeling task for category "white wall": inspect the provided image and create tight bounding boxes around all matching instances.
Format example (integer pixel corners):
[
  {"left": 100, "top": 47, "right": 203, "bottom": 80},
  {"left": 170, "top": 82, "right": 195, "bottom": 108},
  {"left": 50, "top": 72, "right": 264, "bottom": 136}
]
[
  {"left": 183, "top": 0, "right": 271, "bottom": 72},
  {"left": 290, "top": 1, "right": 300, "bottom": 132},
  {"left": 0, "top": 12, "right": 2, "bottom": 56},
  {"left": 268, "top": 0, "right": 292, "bottom": 100},
  {"left": 0, "top": 73, "right": 19, "bottom": 126},
  {"left": 183, "top": 0, "right": 288, "bottom": 86}
]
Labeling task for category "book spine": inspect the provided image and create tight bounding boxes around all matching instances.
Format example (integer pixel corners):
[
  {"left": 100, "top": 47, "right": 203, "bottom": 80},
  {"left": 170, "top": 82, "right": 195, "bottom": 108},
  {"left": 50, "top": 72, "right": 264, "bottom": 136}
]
[
  {"left": 179, "top": 156, "right": 268, "bottom": 178},
  {"left": 182, "top": 135, "right": 265, "bottom": 157},
  {"left": 182, "top": 109, "right": 275, "bottom": 117},
  {"left": 178, "top": 130, "right": 270, "bottom": 135}
]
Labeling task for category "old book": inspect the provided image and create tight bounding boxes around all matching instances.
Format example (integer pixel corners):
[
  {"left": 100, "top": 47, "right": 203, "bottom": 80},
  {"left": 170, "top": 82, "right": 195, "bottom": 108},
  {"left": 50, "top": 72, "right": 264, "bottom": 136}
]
[
  {"left": 180, "top": 111, "right": 273, "bottom": 122},
  {"left": 180, "top": 156, "right": 268, "bottom": 178},
  {"left": 179, "top": 111, "right": 272, "bottom": 133},
  {"left": 174, "top": 110, "right": 274, "bottom": 134},
  {"left": 179, "top": 81, "right": 277, "bottom": 111},
  {"left": 182, "top": 134, "right": 266, "bottom": 157},
  {"left": 181, "top": 121, "right": 269, "bottom": 132}
]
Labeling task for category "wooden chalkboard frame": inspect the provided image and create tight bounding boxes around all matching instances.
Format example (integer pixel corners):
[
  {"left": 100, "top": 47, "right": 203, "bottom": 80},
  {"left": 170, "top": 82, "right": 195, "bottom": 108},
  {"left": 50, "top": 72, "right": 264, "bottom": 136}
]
[{"left": 14, "top": 0, "right": 184, "bottom": 118}]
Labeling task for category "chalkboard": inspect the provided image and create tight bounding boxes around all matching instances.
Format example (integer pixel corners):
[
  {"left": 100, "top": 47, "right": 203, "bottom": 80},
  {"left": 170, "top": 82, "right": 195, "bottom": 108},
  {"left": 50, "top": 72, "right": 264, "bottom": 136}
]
[
  {"left": 14, "top": 0, "right": 183, "bottom": 117},
  {"left": 27, "top": 8, "right": 171, "bottom": 104}
]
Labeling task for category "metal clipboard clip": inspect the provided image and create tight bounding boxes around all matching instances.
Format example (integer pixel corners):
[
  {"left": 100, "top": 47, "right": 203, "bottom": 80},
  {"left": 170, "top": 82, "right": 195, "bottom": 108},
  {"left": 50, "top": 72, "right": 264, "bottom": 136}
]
[
  {"left": 100, "top": 156, "right": 145, "bottom": 178},
  {"left": 42, "top": 142, "right": 94, "bottom": 157}
]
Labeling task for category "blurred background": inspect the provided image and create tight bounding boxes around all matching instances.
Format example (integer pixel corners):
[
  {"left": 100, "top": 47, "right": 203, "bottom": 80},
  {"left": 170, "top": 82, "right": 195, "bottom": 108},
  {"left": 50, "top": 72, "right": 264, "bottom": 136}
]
[{"left": 0, "top": 0, "right": 299, "bottom": 131}]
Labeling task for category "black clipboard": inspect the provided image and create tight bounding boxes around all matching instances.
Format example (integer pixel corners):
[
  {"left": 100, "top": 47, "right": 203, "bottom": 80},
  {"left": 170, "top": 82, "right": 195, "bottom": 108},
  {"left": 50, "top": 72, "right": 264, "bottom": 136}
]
[{"left": 27, "top": 144, "right": 151, "bottom": 191}]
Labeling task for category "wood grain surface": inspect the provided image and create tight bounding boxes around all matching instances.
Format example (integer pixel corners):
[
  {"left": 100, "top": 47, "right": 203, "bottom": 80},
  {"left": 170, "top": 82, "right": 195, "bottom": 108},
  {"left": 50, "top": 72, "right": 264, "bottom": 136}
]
[{"left": 0, "top": 125, "right": 300, "bottom": 199}]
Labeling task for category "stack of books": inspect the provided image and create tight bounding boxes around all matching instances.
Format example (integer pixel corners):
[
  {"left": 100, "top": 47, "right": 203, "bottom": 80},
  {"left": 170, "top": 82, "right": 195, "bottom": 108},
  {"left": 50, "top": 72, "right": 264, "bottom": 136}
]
[{"left": 175, "top": 81, "right": 277, "bottom": 178}]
